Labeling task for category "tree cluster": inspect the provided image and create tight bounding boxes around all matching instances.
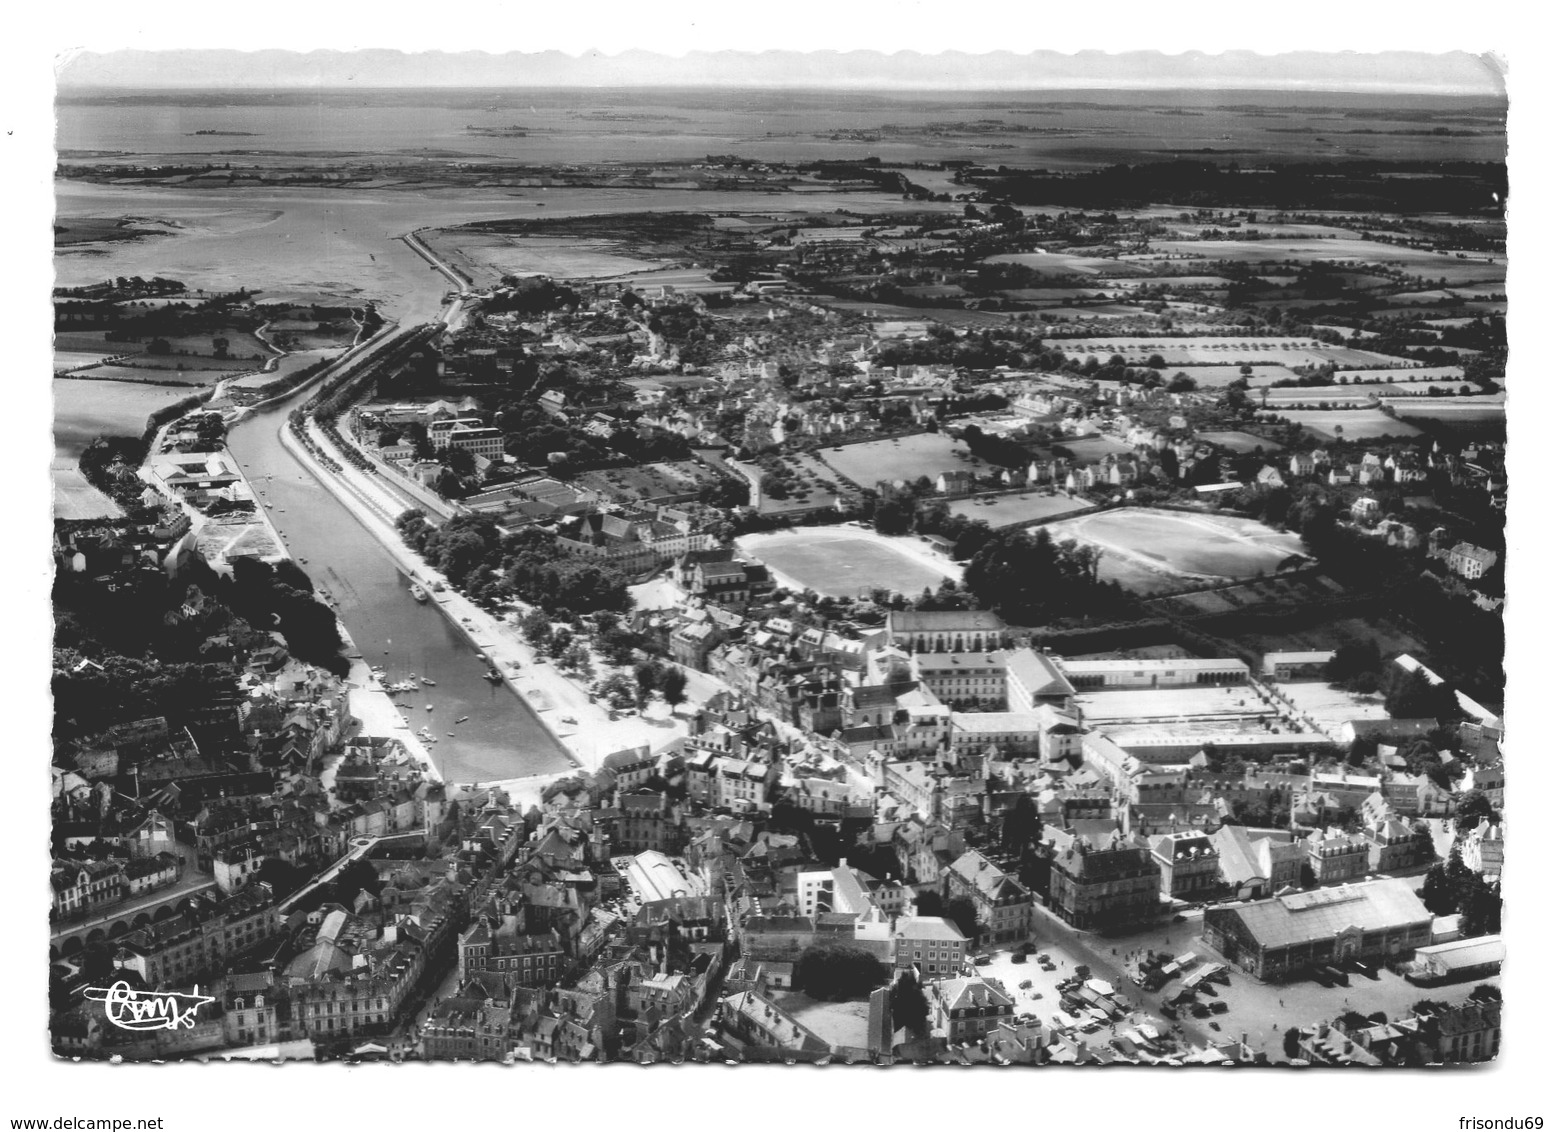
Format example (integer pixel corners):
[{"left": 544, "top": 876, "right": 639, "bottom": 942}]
[
  {"left": 962, "top": 526, "right": 1133, "bottom": 626},
  {"left": 794, "top": 943, "right": 891, "bottom": 1002}
]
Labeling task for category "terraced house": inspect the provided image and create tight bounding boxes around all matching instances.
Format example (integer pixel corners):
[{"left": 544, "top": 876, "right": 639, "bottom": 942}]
[
  {"left": 944, "top": 850, "right": 1033, "bottom": 945},
  {"left": 1048, "top": 831, "right": 1162, "bottom": 931}
]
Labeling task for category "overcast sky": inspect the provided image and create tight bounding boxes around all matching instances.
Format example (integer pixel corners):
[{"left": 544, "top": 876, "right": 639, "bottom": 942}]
[{"left": 56, "top": 49, "right": 1505, "bottom": 95}]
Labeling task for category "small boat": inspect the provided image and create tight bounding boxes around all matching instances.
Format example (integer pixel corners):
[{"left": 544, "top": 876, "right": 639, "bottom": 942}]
[
  {"left": 483, "top": 669, "right": 503, "bottom": 684},
  {"left": 425, "top": 704, "right": 434, "bottom": 711},
  {"left": 422, "top": 677, "right": 437, "bottom": 687},
  {"left": 455, "top": 716, "right": 469, "bottom": 724},
  {"left": 409, "top": 583, "right": 429, "bottom": 603},
  {"left": 447, "top": 731, "right": 456, "bottom": 737}
]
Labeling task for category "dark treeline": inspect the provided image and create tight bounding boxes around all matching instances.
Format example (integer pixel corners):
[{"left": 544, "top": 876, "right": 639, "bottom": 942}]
[
  {"left": 970, "top": 160, "right": 1507, "bottom": 213},
  {"left": 52, "top": 554, "right": 347, "bottom": 738}
]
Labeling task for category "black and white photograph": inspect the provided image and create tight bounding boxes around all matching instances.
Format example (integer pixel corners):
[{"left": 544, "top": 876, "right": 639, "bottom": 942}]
[{"left": 10, "top": 7, "right": 1539, "bottom": 1128}]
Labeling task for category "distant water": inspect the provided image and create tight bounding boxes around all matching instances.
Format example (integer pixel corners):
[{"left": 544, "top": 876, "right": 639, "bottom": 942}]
[{"left": 56, "top": 86, "right": 1507, "bottom": 171}]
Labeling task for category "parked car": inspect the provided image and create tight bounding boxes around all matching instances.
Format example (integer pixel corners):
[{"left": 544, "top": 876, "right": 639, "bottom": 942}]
[
  {"left": 1012, "top": 953, "right": 1027, "bottom": 964},
  {"left": 973, "top": 955, "right": 992, "bottom": 967},
  {"left": 1210, "top": 1001, "right": 1230, "bottom": 1015},
  {"left": 1018, "top": 980, "right": 1034, "bottom": 990}
]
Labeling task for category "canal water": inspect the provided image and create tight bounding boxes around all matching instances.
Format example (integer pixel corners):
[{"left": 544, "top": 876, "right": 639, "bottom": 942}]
[{"left": 226, "top": 389, "right": 574, "bottom": 784}]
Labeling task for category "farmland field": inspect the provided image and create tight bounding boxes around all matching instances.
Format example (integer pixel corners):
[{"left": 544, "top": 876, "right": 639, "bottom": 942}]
[
  {"left": 423, "top": 230, "right": 670, "bottom": 287},
  {"left": 1261, "top": 381, "right": 1465, "bottom": 406},
  {"left": 1049, "top": 336, "right": 1409, "bottom": 368},
  {"left": 64, "top": 364, "right": 225, "bottom": 387},
  {"left": 736, "top": 527, "right": 959, "bottom": 598},
  {"left": 817, "top": 297, "right": 1013, "bottom": 329},
  {"left": 1044, "top": 507, "right": 1308, "bottom": 593},
  {"left": 52, "top": 456, "right": 124, "bottom": 521},
  {"left": 1394, "top": 400, "right": 1507, "bottom": 434},
  {"left": 1149, "top": 237, "right": 1506, "bottom": 275},
  {"left": 54, "top": 378, "right": 194, "bottom": 454},
  {"left": 947, "top": 491, "right": 1090, "bottom": 527},
  {"left": 983, "top": 251, "right": 1148, "bottom": 276},
  {"left": 1259, "top": 408, "right": 1423, "bottom": 440},
  {"left": 1157, "top": 364, "right": 1301, "bottom": 387},
  {"left": 53, "top": 377, "right": 197, "bottom": 520},
  {"left": 820, "top": 433, "right": 979, "bottom": 487},
  {"left": 54, "top": 349, "right": 118, "bottom": 372},
  {"left": 1323, "top": 365, "right": 1463, "bottom": 382},
  {"left": 1196, "top": 430, "right": 1285, "bottom": 454}
]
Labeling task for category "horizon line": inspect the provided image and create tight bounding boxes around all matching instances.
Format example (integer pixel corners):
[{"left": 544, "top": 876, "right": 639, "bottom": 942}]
[{"left": 56, "top": 48, "right": 1506, "bottom": 97}]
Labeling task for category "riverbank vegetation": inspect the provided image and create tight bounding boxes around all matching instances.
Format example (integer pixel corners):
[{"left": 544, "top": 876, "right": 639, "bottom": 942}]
[{"left": 394, "top": 511, "right": 633, "bottom": 619}]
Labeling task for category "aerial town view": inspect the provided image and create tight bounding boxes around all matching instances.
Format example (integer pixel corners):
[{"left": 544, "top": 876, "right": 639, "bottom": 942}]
[{"left": 45, "top": 46, "right": 1510, "bottom": 1074}]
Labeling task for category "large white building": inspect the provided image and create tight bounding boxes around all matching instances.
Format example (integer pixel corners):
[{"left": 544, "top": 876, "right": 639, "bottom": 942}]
[{"left": 1057, "top": 657, "right": 1249, "bottom": 691}]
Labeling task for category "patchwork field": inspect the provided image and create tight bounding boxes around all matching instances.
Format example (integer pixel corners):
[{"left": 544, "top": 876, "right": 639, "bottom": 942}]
[
  {"left": 947, "top": 491, "right": 1090, "bottom": 527},
  {"left": 1150, "top": 237, "right": 1506, "bottom": 279},
  {"left": 1050, "top": 336, "right": 1408, "bottom": 369},
  {"left": 736, "top": 527, "right": 959, "bottom": 599},
  {"left": 1260, "top": 380, "right": 1464, "bottom": 406},
  {"left": 1323, "top": 365, "right": 1464, "bottom": 382},
  {"left": 1045, "top": 507, "right": 1307, "bottom": 593},
  {"left": 1259, "top": 408, "right": 1424, "bottom": 440},
  {"left": 983, "top": 251, "right": 1147, "bottom": 276},
  {"left": 1163, "top": 364, "right": 1302, "bottom": 388}
]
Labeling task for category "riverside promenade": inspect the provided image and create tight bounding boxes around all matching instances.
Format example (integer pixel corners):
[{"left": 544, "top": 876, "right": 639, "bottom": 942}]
[
  {"left": 277, "top": 229, "right": 689, "bottom": 786},
  {"left": 281, "top": 404, "right": 687, "bottom": 780}
]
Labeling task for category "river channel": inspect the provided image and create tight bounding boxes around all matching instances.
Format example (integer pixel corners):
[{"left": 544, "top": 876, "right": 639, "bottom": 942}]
[
  {"left": 56, "top": 173, "right": 922, "bottom": 784},
  {"left": 227, "top": 381, "right": 575, "bottom": 784}
]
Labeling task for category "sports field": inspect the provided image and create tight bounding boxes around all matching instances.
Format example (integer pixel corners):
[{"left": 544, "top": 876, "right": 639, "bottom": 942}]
[
  {"left": 1045, "top": 508, "right": 1307, "bottom": 592},
  {"left": 736, "top": 527, "right": 959, "bottom": 598},
  {"left": 820, "top": 433, "right": 973, "bottom": 488},
  {"left": 948, "top": 492, "right": 1090, "bottom": 527},
  {"left": 1196, "top": 430, "right": 1284, "bottom": 454}
]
